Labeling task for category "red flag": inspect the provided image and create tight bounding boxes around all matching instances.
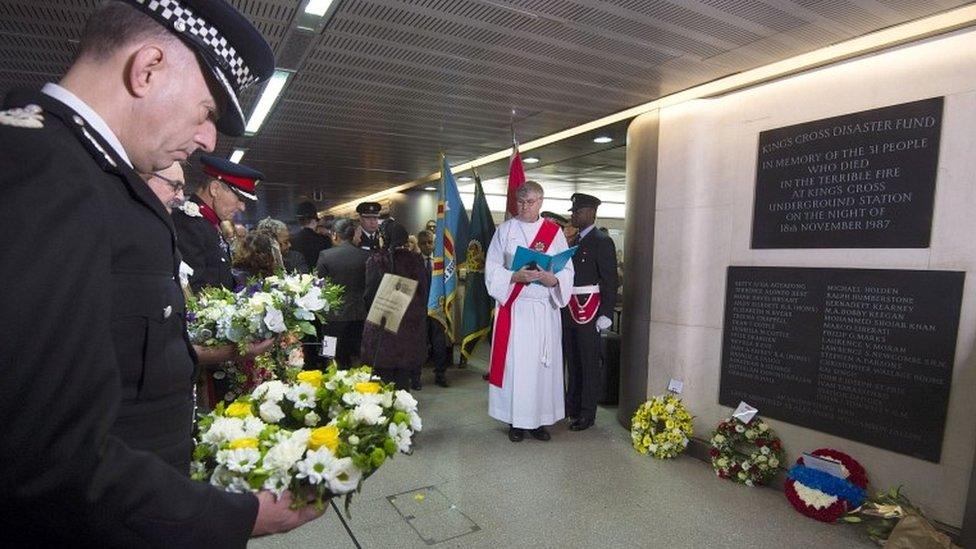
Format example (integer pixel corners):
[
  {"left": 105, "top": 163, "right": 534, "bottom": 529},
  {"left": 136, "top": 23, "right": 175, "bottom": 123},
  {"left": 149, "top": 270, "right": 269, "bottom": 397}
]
[{"left": 505, "top": 144, "right": 525, "bottom": 219}]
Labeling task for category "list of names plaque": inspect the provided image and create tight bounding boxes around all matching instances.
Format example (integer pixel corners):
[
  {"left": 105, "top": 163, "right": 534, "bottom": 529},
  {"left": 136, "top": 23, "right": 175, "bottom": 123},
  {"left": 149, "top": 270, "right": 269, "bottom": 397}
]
[
  {"left": 719, "top": 266, "right": 963, "bottom": 462},
  {"left": 752, "top": 97, "right": 943, "bottom": 248}
]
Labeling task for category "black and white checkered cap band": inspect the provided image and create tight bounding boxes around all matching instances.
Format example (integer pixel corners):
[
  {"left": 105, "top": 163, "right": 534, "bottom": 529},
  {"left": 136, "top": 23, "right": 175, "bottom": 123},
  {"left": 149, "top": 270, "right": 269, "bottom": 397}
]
[{"left": 133, "top": 0, "right": 259, "bottom": 91}]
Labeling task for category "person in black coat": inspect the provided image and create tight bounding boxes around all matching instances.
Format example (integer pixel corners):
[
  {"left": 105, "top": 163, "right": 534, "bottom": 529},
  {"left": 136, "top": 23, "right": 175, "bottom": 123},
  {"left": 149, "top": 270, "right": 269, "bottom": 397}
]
[
  {"left": 354, "top": 201, "right": 383, "bottom": 250},
  {"left": 563, "top": 193, "right": 619, "bottom": 432},
  {"left": 290, "top": 201, "right": 331, "bottom": 270},
  {"left": 316, "top": 218, "right": 371, "bottom": 369},
  {"left": 361, "top": 222, "right": 429, "bottom": 390},
  {"left": 0, "top": 1, "right": 319, "bottom": 544}
]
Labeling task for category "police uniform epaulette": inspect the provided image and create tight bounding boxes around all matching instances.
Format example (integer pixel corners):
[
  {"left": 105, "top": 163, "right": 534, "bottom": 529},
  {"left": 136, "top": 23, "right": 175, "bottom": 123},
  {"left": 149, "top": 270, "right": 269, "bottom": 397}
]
[{"left": 0, "top": 104, "right": 44, "bottom": 129}]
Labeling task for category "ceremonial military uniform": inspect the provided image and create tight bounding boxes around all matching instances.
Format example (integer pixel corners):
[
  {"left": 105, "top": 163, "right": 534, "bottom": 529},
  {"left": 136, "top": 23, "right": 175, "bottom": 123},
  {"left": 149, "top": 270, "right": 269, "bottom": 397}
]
[
  {"left": 173, "top": 194, "right": 235, "bottom": 291},
  {"left": 563, "top": 194, "right": 618, "bottom": 430},
  {"left": 357, "top": 201, "right": 383, "bottom": 251}
]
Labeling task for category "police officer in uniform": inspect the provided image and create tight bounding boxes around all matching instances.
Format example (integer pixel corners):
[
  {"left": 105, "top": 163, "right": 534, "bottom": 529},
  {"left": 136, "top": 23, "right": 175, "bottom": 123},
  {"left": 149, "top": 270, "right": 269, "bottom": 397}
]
[
  {"left": 355, "top": 201, "right": 383, "bottom": 250},
  {"left": 563, "top": 193, "right": 618, "bottom": 431},
  {"left": 174, "top": 155, "right": 264, "bottom": 292},
  {"left": 0, "top": 0, "right": 320, "bottom": 543}
]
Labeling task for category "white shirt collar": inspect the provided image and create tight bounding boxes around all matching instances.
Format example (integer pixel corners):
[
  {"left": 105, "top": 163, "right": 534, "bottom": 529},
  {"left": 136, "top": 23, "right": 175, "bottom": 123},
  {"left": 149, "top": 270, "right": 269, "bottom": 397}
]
[
  {"left": 579, "top": 224, "right": 596, "bottom": 240},
  {"left": 42, "top": 83, "right": 132, "bottom": 168}
]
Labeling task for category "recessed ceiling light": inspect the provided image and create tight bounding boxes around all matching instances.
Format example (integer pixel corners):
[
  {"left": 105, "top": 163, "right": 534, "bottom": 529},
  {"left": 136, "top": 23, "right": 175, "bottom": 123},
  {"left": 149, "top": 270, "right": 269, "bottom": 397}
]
[
  {"left": 593, "top": 136, "right": 613, "bottom": 144},
  {"left": 424, "top": 186, "right": 437, "bottom": 191},
  {"left": 458, "top": 176, "right": 473, "bottom": 182},
  {"left": 304, "top": 0, "right": 335, "bottom": 16},
  {"left": 244, "top": 69, "right": 292, "bottom": 135},
  {"left": 229, "top": 148, "right": 246, "bottom": 163},
  {"left": 523, "top": 156, "right": 540, "bottom": 164}
]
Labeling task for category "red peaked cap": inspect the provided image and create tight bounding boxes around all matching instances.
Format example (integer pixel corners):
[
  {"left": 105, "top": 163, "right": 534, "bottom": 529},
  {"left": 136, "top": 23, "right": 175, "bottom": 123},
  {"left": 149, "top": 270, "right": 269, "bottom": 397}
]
[{"left": 199, "top": 155, "right": 264, "bottom": 201}]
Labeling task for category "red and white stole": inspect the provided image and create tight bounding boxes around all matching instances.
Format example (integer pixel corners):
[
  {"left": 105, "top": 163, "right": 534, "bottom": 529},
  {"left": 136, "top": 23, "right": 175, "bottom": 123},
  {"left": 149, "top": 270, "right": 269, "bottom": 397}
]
[{"left": 488, "top": 219, "right": 560, "bottom": 388}]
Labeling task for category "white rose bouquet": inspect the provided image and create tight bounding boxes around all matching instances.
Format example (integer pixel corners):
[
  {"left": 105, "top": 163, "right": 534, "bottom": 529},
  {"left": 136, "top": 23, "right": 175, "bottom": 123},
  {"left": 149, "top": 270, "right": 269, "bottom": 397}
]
[{"left": 192, "top": 366, "right": 421, "bottom": 512}]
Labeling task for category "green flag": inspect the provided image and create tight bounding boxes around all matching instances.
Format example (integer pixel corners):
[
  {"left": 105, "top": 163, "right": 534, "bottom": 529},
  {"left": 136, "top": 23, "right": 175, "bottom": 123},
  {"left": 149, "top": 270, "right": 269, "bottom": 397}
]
[{"left": 460, "top": 174, "right": 496, "bottom": 359}]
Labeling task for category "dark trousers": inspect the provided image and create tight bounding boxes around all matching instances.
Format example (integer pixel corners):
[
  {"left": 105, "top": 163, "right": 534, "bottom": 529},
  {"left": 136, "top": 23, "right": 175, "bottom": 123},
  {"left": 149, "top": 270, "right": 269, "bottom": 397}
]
[
  {"left": 374, "top": 367, "right": 411, "bottom": 391},
  {"left": 564, "top": 320, "right": 604, "bottom": 422},
  {"left": 322, "top": 320, "right": 364, "bottom": 369},
  {"left": 425, "top": 317, "right": 449, "bottom": 380}
]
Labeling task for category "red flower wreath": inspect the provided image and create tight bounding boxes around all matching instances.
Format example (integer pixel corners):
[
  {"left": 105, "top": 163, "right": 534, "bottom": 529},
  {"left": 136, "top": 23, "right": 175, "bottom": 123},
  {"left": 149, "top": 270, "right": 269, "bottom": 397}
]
[{"left": 784, "top": 448, "right": 868, "bottom": 522}]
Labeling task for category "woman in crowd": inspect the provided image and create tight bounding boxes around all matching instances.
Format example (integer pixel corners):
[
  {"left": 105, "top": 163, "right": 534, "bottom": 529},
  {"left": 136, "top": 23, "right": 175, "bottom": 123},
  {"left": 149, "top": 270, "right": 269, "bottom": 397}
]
[
  {"left": 232, "top": 232, "right": 279, "bottom": 288},
  {"left": 361, "top": 221, "right": 428, "bottom": 390}
]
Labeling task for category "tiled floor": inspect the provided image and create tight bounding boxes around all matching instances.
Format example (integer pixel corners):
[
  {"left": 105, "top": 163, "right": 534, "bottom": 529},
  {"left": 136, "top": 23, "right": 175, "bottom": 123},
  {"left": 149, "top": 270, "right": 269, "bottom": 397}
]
[{"left": 251, "top": 351, "right": 873, "bottom": 548}]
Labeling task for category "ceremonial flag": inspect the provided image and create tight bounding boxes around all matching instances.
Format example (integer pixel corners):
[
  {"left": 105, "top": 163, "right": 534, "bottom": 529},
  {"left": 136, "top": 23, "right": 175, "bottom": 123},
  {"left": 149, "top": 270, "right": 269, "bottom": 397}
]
[
  {"left": 427, "top": 155, "right": 469, "bottom": 341},
  {"left": 459, "top": 173, "right": 496, "bottom": 359},
  {"left": 505, "top": 142, "right": 525, "bottom": 219}
]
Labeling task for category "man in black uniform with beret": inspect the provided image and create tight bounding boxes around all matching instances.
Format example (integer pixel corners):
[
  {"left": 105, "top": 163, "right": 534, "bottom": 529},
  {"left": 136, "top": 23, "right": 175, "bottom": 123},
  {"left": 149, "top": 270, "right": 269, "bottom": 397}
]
[
  {"left": 0, "top": 0, "right": 320, "bottom": 544},
  {"left": 174, "top": 154, "right": 264, "bottom": 292},
  {"left": 563, "top": 193, "right": 618, "bottom": 431},
  {"left": 355, "top": 201, "right": 383, "bottom": 251}
]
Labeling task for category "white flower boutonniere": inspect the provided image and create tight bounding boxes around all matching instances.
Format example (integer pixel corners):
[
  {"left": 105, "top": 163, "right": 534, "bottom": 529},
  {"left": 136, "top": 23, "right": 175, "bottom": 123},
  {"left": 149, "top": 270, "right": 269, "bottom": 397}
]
[{"left": 182, "top": 201, "right": 202, "bottom": 217}]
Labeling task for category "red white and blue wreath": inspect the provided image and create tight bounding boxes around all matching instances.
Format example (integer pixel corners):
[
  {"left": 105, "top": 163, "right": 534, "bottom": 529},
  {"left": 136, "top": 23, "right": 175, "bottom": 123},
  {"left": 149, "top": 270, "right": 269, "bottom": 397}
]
[{"left": 785, "top": 448, "right": 868, "bottom": 522}]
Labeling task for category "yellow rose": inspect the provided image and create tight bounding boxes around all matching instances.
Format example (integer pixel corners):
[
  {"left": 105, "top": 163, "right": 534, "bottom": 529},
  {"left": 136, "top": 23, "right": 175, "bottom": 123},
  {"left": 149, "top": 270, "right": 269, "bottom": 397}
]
[
  {"left": 308, "top": 426, "right": 340, "bottom": 452},
  {"left": 229, "top": 437, "right": 259, "bottom": 449},
  {"left": 354, "top": 382, "right": 381, "bottom": 394},
  {"left": 297, "top": 370, "right": 325, "bottom": 388},
  {"left": 225, "top": 402, "right": 253, "bottom": 418}
]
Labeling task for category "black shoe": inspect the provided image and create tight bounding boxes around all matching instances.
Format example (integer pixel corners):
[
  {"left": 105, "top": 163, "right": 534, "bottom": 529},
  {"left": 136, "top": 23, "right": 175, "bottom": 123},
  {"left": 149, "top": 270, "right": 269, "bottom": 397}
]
[
  {"left": 508, "top": 427, "right": 524, "bottom": 442},
  {"left": 410, "top": 380, "right": 422, "bottom": 391},
  {"left": 570, "top": 418, "right": 593, "bottom": 431},
  {"left": 435, "top": 376, "right": 449, "bottom": 388},
  {"left": 529, "top": 426, "right": 551, "bottom": 441}
]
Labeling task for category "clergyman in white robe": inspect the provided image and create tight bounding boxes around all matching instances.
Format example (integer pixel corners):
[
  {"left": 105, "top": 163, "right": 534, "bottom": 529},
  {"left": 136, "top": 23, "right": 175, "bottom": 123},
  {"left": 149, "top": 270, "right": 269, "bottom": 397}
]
[{"left": 486, "top": 216, "right": 575, "bottom": 429}]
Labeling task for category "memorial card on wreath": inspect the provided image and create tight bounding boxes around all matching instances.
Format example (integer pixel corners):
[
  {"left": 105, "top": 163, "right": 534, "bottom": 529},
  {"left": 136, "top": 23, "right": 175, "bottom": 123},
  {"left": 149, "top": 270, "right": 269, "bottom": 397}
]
[{"left": 366, "top": 273, "right": 418, "bottom": 334}]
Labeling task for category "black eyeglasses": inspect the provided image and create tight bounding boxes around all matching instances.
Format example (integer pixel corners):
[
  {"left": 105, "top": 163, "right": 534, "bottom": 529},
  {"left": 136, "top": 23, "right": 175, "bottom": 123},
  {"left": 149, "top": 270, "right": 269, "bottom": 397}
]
[{"left": 147, "top": 172, "right": 186, "bottom": 193}]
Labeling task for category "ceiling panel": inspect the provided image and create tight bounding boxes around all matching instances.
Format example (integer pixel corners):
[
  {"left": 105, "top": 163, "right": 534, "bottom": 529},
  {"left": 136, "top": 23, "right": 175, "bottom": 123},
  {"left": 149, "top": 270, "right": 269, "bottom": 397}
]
[{"left": 0, "top": 0, "right": 971, "bottom": 219}]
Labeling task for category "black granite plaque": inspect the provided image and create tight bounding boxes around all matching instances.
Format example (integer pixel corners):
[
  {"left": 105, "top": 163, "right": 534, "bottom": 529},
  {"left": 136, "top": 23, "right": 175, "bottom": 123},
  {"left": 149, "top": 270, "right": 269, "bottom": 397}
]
[
  {"left": 752, "top": 97, "right": 943, "bottom": 249},
  {"left": 719, "top": 266, "right": 963, "bottom": 462}
]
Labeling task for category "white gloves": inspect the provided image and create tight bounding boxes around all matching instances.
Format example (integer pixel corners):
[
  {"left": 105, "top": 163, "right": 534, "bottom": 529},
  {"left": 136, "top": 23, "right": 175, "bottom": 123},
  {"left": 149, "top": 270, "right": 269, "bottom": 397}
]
[{"left": 595, "top": 315, "right": 612, "bottom": 332}]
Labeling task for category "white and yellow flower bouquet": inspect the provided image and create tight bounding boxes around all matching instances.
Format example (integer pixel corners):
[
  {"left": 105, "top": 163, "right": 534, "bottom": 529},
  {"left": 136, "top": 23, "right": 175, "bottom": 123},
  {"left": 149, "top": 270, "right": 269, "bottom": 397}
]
[{"left": 192, "top": 366, "right": 421, "bottom": 511}]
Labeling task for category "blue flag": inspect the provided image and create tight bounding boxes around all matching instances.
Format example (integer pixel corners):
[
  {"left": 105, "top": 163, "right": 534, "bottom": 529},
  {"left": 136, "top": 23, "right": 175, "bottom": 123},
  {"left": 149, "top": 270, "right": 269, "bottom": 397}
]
[{"left": 427, "top": 156, "right": 469, "bottom": 340}]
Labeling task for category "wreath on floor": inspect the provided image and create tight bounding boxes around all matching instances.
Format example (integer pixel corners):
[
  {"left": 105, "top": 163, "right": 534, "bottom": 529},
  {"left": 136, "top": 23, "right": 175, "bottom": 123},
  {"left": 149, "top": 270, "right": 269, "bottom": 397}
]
[
  {"left": 630, "top": 394, "right": 694, "bottom": 459},
  {"left": 709, "top": 416, "right": 784, "bottom": 486},
  {"left": 785, "top": 448, "right": 868, "bottom": 522}
]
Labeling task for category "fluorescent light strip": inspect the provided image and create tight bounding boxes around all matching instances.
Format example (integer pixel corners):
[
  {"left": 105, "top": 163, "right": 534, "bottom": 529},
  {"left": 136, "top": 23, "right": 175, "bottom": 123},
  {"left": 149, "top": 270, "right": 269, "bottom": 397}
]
[
  {"left": 305, "top": 0, "right": 334, "bottom": 16},
  {"left": 326, "top": 5, "right": 976, "bottom": 215},
  {"left": 229, "top": 148, "right": 246, "bottom": 163},
  {"left": 245, "top": 70, "right": 292, "bottom": 135}
]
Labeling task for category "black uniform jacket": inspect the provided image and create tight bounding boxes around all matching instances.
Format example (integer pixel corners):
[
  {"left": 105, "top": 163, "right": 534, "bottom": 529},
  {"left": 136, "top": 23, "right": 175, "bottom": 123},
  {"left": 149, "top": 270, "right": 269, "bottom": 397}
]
[
  {"left": 172, "top": 195, "right": 235, "bottom": 292},
  {"left": 290, "top": 227, "right": 331, "bottom": 271},
  {"left": 0, "top": 89, "right": 256, "bottom": 546},
  {"left": 567, "top": 227, "right": 619, "bottom": 323},
  {"left": 315, "top": 242, "right": 370, "bottom": 322}
]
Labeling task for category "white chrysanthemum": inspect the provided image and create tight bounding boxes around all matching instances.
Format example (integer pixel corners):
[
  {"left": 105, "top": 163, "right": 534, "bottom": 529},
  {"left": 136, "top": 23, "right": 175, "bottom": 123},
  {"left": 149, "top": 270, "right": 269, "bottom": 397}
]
[
  {"left": 348, "top": 434, "right": 360, "bottom": 445},
  {"left": 758, "top": 422, "right": 769, "bottom": 432},
  {"left": 295, "top": 447, "right": 336, "bottom": 485},
  {"left": 388, "top": 422, "right": 413, "bottom": 453},
  {"left": 202, "top": 417, "right": 246, "bottom": 447},
  {"left": 263, "top": 429, "right": 311, "bottom": 472},
  {"left": 259, "top": 401, "right": 286, "bottom": 423},
  {"left": 210, "top": 465, "right": 252, "bottom": 494},
  {"left": 342, "top": 390, "right": 384, "bottom": 407},
  {"left": 217, "top": 447, "right": 261, "bottom": 473},
  {"left": 242, "top": 416, "right": 266, "bottom": 438},
  {"left": 264, "top": 307, "right": 287, "bottom": 333},
  {"left": 352, "top": 403, "right": 385, "bottom": 425},
  {"left": 408, "top": 411, "right": 422, "bottom": 432},
  {"left": 286, "top": 383, "right": 317, "bottom": 410},
  {"left": 325, "top": 457, "right": 362, "bottom": 494},
  {"left": 252, "top": 380, "right": 287, "bottom": 402},
  {"left": 768, "top": 458, "right": 780, "bottom": 468},
  {"left": 760, "top": 446, "right": 771, "bottom": 455},
  {"left": 393, "top": 390, "right": 418, "bottom": 412},
  {"left": 304, "top": 411, "right": 321, "bottom": 426},
  {"left": 262, "top": 472, "right": 291, "bottom": 498},
  {"left": 794, "top": 482, "right": 839, "bottom": 509},
  {"left": 712, "top": 434, "right": 725, "bottom": 444}
]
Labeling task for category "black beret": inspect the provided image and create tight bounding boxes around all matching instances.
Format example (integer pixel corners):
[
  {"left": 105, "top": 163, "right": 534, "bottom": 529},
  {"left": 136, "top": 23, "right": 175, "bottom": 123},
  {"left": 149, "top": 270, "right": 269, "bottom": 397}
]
[
  {"left": 356, "top": 202, "right": 382, "bottom": 217},
  {"left": 117, "top": 0, "right": 274, "bottom": 136},
  {"left": 569, "top": 193, "right": 602, "bottom": 212}
]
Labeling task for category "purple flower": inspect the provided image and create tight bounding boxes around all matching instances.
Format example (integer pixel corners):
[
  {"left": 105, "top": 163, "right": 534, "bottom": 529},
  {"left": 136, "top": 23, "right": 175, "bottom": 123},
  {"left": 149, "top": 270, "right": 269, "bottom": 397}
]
[{"left": 186, "top": 311, "right": 197, "bottom": 322}]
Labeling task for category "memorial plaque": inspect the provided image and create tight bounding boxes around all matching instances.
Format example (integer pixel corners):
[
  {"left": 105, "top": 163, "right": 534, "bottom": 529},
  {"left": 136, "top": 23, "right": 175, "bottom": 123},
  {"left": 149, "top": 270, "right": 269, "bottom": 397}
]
[
  {"left": 752, "top": 97, "right": 943, "bottom": 248},
  {"left": 719, "top": 266, "right": 963, "bottom": 462}
]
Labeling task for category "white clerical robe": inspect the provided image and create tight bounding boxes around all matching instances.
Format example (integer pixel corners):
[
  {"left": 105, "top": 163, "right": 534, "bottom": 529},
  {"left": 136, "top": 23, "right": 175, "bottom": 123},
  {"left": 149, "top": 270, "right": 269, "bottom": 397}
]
[{"left": 486, "top": 217, "right": 575, "bottom": 429}]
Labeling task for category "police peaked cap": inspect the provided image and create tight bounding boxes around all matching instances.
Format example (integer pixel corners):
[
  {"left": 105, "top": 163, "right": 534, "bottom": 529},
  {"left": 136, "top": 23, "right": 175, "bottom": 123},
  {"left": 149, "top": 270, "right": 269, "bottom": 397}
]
[
  {"left": 200, "top": 155, "right": 264, "bottom": 201},
  {"left": 569, "top": 193, "right": 602, "bottom": 212},
  {"left": 295, "top": 201, "right": 319, "bottom": 221},
  {"left": 116, "top": 0, "right": 274, "bottom": 136},
  {"left": 356, "top": 202, "right": 382, "bottom": 217}
]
